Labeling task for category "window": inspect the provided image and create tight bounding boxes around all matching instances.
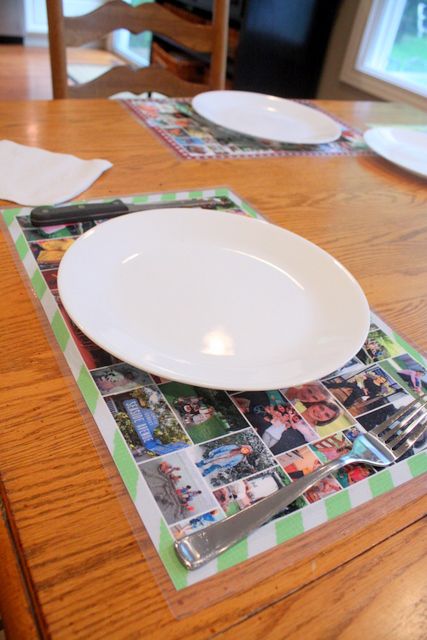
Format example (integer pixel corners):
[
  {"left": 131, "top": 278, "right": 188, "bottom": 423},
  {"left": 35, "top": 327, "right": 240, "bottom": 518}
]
[
  {"left": 109, "top": 0, "right": 153, "bottom": 67},
  {"left": 24, "top": 0, "right": 105, "bottom": 36},
  {"left": 341, "top": 0, "right": 427, "bottom": 109}
]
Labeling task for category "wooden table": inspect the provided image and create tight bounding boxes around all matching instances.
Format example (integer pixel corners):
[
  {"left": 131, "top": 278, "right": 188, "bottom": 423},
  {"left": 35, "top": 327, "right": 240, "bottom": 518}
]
[{"left": 0, "top": 100, "right": 426, "bottom": 639}]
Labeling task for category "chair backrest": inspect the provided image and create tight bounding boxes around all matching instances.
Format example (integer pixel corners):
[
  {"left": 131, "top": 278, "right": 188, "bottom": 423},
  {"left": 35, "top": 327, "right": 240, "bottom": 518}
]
[{"left": 46, "top": 0, "right": 230, "bottom": 99}]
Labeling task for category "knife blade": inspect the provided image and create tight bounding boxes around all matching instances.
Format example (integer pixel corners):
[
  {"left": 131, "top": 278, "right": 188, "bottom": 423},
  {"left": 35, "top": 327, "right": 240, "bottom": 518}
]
[{"left": 30, "top": 198, "right": 215, "bottom": 227}]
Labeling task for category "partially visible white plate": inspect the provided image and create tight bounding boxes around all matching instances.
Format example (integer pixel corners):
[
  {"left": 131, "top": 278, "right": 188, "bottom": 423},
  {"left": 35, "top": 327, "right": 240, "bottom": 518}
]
[
  {"left": 58, "top": 208, "right": 369, "bottom": 390},
  {"left": 364, "top": 127, "right": 427, "bottom": 178},
  {"left": 192, "top": 90, "right": 342, "bottom": 144}
]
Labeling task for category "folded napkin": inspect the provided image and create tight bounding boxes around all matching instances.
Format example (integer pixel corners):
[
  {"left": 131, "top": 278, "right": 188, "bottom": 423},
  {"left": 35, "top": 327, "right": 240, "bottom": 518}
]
[{"left": 0, "top": 140, "right": 112, "bottom": 206}]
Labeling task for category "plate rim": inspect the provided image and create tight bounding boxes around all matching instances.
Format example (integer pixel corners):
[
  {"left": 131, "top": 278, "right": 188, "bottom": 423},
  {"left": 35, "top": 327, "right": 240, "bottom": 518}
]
[
  {"left": 191, "top": 90, "right": 342, "bottom": 145},
  {"left": 58, "top": 208, "right": 370, "bottom": 390},
  {"left": 363, "top": 126, "right": 427, "bottom": 178}
]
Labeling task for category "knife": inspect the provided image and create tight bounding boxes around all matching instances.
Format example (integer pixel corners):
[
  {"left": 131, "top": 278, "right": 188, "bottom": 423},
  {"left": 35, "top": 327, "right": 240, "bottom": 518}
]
[{"left": 30, "top": 198, "right": 217, "bottom": 227}]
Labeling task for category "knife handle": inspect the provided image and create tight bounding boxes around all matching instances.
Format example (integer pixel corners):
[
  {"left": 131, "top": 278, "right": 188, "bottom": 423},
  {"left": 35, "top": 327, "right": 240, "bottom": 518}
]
[{"left": 30, "top": 199, "right": 130, "bottom": 227}]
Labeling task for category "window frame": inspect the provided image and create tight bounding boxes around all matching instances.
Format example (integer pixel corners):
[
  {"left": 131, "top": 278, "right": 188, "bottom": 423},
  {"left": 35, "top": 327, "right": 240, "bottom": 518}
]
[{"left": 340, "top": 0, "right": 427, "bottom": 110}]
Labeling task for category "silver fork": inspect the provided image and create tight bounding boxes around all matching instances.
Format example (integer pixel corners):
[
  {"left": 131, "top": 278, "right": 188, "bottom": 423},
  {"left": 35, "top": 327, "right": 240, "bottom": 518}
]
[{"left": 175, "top": 395, "right": 427, "bottom": 570}]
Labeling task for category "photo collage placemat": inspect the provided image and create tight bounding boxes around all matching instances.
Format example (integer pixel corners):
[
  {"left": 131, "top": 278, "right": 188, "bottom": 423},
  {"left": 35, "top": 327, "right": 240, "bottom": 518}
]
[
  {"left": 2, "top": 187, "right": 426, "bottom": 592},
  {"left": 121, "top": 98, "right": 372, "bottom": 160}
]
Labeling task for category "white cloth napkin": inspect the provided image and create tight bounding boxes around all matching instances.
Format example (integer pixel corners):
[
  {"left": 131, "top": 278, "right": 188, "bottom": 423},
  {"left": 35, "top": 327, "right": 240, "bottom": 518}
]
[{"left": 0, "top": 140, "right": 113, "bottom": 206}]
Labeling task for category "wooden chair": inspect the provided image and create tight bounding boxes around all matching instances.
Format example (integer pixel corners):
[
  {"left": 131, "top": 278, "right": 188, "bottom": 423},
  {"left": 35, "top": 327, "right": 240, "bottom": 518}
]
[{"left": 46, "top": 0, "right": 230, "bottom": 99}]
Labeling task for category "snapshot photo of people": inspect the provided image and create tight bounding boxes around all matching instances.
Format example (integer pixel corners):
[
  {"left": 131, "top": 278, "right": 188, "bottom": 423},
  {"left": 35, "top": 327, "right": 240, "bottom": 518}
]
[
  {"left": 188, "top": 429, "right": 275, "bottom": 488},
  {"left": 357, "top": 399, "right": 427, "bottom": 456},
  {"left": 160, "top": 381, "right": 248, "bottom": 444},
  {"left": 281, "top": 382, "right": 355, "bottom": 437},
  {"left": 105, "top": 385, "right": 191, "bottom": 462},
  {"left": 91, "top": 362, "right": 153, "bottom": 396},
  {"left": 139, "top": 451, "right": 217, "bottom": 525},
  {"left": 170, "top": 509, "right": 224, "bottom": 540},
  {"left": 357, "top": 326, "right": 405, "bottom": 364},
  {"left": 323, "top": 364, "right": 410, "bottom": 417},
  {"left": 304, "top": 475, "right": 342, "bottom": 503},
  {"left": 213, "top": 467, "right": 306, "bottom": 518},
  {"left": 381, "top": 353, "right": 427, "bottom": 397},
  {"left": 230, "top": 390, "right": 318, "bottom": 454},
  {"left": 277, "top": 446, "right": 322, "bottom": 481}
]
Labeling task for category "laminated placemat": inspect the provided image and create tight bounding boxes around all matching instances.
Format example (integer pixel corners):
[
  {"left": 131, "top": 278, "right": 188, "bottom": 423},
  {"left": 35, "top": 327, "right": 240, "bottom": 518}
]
[
  {"left": 2, "top": 187, "right": 426, "bottom": 616},
  {"left": 121, "top": 98, "right": 372, "bottom": 159}
]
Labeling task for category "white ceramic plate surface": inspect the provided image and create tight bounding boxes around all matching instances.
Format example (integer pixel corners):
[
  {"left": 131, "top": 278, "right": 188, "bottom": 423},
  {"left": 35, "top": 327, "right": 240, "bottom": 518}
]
[
  {"left": 364, "top": 127, "right": 427, "bottom": 178},
  {"left": 58, "top": 209, "right": 369, "bottom": 390},
  {"left": 192, "top": 90, "right": 342, "bottom": 144}
]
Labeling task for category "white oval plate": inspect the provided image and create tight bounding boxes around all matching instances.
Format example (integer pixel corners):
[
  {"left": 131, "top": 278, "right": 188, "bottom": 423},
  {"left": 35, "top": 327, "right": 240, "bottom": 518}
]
[
  {"left": 192, "top": 90, "right": 342, "bottom": 144},
  {"left": 364, "top": 127, "right": 427, "bottom": 178},
  {"left": 58, "top": 209, "right": 369, "bottom": 390}
]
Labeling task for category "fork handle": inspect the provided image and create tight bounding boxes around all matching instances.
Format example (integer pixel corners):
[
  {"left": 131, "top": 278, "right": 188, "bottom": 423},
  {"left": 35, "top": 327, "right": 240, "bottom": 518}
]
[{"left": 175, "top": 453, "right": 356, "bottom": 570}]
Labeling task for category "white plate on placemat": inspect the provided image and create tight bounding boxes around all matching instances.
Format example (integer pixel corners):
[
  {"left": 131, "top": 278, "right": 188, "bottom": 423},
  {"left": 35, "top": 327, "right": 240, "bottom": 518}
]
[
  {"left": 58, "top": 208, "right": 369, "bottom": 390},
  {"left": 192, "top": 90, "right": 342, "bottom": 144},
  {"left": 364, "top": 127, "right": 427, "bottom": 178}
]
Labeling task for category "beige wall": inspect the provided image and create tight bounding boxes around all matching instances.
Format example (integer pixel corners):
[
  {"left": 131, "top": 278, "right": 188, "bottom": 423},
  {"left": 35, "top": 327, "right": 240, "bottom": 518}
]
[{"left": 317, "top": 0, "right": 380, "bottom": 100}]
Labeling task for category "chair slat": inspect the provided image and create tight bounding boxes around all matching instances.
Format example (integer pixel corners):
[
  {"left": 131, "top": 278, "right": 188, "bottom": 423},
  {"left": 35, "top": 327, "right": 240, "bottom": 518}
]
[
  {"left": 68, "top": 65, "right": 210, "bottom": 99},
  {"left": 63, "top": 2, "right": 214, "bottom": 51},
  {"left": 46, "top": 0, "right": 230, "bottom": 99}
]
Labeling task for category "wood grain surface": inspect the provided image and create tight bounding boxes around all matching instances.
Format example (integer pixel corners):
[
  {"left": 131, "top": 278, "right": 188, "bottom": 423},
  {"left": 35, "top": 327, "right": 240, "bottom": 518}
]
[{"left": 0, "top": 99, "right": 426, "bottom": 639}]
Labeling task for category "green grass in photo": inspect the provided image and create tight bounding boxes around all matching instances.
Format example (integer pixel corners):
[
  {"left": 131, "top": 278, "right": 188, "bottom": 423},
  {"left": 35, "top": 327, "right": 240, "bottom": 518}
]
[
  {"left": 161, "top": 380, "right": 195, "bottom": 399},
  {"left": 377, "top": 336, "right": 405, "bottom": 358},
  {"left": 184, "top": 416, "right": 228, "bottom": 444},
  {"left": 392, "top": 332, "right": 427, "bottom": 369}
]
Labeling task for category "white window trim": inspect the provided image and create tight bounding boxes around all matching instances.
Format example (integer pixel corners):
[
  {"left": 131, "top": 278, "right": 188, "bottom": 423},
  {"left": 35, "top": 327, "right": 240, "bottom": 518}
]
[
  {"left": 341, "top": 0, "right": 427, "bottom": 111},
  {"left": 24, "top": 0, "right": 106, "bottom": 42},
  {"left": 109, "top": 31, "right": 151, "bottom": 67}
]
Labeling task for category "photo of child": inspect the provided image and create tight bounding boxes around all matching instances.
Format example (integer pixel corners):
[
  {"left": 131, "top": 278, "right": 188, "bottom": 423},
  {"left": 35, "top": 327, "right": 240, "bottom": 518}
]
[
  {"left": 357, "top": 327, "right": 405, "bottom": 364},
  {"left": 309, "top": 432, "right": 352, "bottom": 463},
  {"left": 304, "top": 476, "right": 342, "bottom": 503},
  {"left": 139, "top": 452, "right": 217, "bottom": 525},
  {"left": 343, "top": 426, "right": 364, "bottom": 443},
  {"left": 170, "top": 509, "right": 224, "bottom": 540},
  {"left": 189, "top": 429, "right": 275, "bottom": 488},
  {"left": 231, "top": 390, "right": 318, "bottom": 454},
  {"left": 277, "top": 446, "right": 322, "bottom": 481},
  {"left": 282, "top": 382, "right": 354, "bottom": 437},
  {"left": 160, "top": 381, "right": 248, "bottom": 444},
  {"left": 309, "top": 432, "right": 376, "bottom": 487},
  {"left": 335, "top": 463, "right": 374, "bottom": 488},
  {"left": 92, "top": 362, "right": 152, "bottom": 395},
  {"left": 213, "top": 468, "right": 305, "bottom": 518},
  {"left": 383, "top": 353, "right": 427, "bottom": 397}
]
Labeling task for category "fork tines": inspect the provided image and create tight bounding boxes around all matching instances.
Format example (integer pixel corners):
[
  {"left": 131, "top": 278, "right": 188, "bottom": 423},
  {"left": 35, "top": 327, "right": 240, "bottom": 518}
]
[{"left": 371, "top": 394, "right": 427, "bottom": 458}]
